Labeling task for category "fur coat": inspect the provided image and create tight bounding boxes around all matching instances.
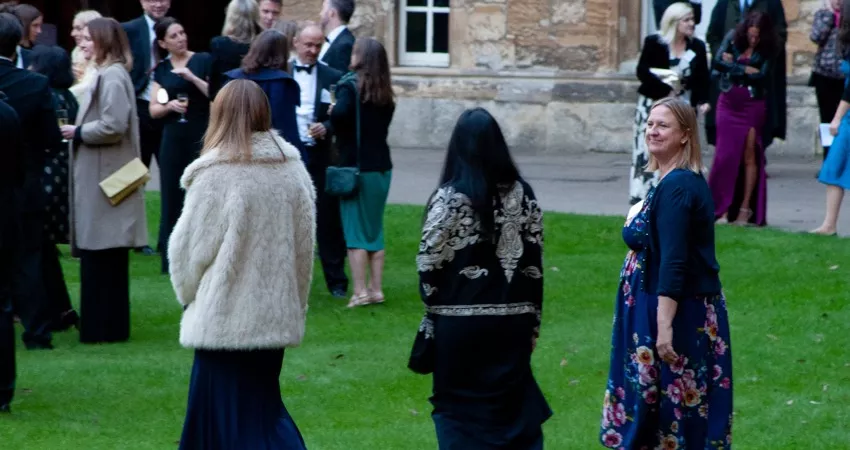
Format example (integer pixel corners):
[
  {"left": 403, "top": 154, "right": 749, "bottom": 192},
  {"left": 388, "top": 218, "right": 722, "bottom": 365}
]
[{"left": 168, "top": 131, "right": 317, "bottom": 350}]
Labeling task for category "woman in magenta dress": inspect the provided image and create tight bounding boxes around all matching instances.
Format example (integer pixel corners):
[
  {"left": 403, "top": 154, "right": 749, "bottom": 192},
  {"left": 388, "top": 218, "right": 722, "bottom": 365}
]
[{"left": 708, "top": 12, "right": 780, "bottom": 226}]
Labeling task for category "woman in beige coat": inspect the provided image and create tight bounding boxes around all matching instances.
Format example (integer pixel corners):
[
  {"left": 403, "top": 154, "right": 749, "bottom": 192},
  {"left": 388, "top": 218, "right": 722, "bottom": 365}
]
[
  {"left": 170, "top": 79, "right": 315, "bottom": 449},
  {"left": 60, "top": 18, "right": 147, "bottom": 344}
]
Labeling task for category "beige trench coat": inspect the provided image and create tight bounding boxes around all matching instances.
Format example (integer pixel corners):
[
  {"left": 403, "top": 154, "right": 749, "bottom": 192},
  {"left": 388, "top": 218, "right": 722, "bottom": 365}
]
[{"left": 71, "top": 63, "right": 148, "bottom": 251}]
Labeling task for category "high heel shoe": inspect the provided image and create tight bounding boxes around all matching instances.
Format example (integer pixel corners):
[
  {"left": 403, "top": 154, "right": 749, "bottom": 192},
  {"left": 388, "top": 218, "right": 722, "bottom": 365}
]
[{"left": 733, "top": 208, "right": 753, "bottom": 226}]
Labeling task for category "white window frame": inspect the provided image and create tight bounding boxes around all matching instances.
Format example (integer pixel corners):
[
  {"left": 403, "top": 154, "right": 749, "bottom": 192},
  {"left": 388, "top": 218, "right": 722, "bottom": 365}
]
[{"left": 399, "top": 0, "right": 450, "bottom": 67}]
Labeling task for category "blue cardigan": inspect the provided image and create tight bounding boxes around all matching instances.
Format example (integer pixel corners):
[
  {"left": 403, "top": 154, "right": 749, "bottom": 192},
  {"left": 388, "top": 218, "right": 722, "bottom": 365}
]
[
  {"left": 646, "top": 169, "right": 722, "bottom": 301},
  {"left": 224, "top": 68, "right": 305, "bottom": 160}
]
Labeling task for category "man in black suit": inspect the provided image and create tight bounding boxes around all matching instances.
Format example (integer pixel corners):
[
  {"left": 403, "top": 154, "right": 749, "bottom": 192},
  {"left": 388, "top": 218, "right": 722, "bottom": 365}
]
[
  {"left": 319, "top": 0, "right": 356, "bottom": 73},
  {"left": 292, "top": 24, "right": 348, "bottom": 298},
  {"left": 0, "top": 12, "right": 61, "bottom": 353},
  {"left": 654, "top": 1, "right": 702, "bottom": 28},
  {"left": 0, "top": 89, "right": 21, "bottom": 413},
  {"left": 122, "top": 0, "right": 170, "bottom": 256}
]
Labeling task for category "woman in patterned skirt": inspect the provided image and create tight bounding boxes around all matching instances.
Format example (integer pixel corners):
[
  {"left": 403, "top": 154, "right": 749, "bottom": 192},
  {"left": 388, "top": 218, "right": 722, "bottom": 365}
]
[
  {"left": 600, "top": 98, "right": 733, "bottom": 449},
  {"left": 632, "top": 2, "right": 710, "bottom": 205}
]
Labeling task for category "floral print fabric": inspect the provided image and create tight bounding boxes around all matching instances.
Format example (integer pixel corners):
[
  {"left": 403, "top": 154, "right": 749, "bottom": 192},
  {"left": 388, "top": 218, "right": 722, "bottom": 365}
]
[{"left": 600, "top": 188, "right": 733, "bottom": 449}]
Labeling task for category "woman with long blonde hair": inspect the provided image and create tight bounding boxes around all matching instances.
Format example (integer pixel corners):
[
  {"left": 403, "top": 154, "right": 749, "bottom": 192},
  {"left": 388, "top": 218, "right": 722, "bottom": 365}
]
[
  {"left": 69, "top": 9, "right": 101, "bottom": 88},
  {"left": 208, "top": 0, "right": 262, "bottom": 99},
  {"left": 600, "top": 97, "right": 732, "bottom": 449},
  {"left": 170, "top": 79, "right": 314, "bottom": 449}
]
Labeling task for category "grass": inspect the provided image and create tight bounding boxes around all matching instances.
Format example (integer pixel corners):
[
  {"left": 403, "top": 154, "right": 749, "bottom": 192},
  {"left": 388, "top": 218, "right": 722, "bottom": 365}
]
[{"left": 2, "top": 193, "right": 849, "bottom": 449}]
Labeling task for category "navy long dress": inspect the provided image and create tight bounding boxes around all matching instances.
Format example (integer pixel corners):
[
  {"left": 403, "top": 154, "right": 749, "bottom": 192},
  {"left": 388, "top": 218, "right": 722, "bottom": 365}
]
[
  {"left": 154, "top": 53, "right": 210, "bottom": 274},
  {"left": 179, "top": 349, "right": 306, "bottom": 450},
  {"left": 410, "top": 181, "right": 552, "bottom": 450},
  {"left": 599, "top": 186, "right": 734, "bottom": 449}
]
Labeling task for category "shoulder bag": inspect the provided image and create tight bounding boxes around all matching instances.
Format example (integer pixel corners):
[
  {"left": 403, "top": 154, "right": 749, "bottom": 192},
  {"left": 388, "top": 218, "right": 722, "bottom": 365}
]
[{"left": 325, "top": 76, "right": 360, "bottom": 197}]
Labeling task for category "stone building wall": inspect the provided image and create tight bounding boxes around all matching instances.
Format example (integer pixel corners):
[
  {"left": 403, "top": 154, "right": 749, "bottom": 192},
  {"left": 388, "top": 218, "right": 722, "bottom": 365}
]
[{"left": 285, "top": 0, "right": 826, "bottom": 155}]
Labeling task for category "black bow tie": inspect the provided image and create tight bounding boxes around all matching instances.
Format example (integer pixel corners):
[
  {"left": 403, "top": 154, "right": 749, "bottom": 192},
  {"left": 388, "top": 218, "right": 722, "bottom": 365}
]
[{"left": 294, "top": 64, "right": 314, "bottom": 74}]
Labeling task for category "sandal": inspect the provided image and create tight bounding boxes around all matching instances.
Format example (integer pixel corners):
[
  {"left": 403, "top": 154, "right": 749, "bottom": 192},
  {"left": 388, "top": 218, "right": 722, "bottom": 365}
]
[
  {"left": 347, "top": 293, "right": 372, "bottom": 308},
  {"left": 733, "top": 208, "right": 753, "bottom": 226},
  {"left": 368, "top": 291, "right": 386, "bottom": 305}
]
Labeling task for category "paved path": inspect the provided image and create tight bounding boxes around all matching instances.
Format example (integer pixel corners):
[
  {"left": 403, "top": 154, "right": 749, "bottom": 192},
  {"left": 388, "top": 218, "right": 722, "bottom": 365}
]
[{"left": 148, "top": 149, "right": 846, "bottom": 236}]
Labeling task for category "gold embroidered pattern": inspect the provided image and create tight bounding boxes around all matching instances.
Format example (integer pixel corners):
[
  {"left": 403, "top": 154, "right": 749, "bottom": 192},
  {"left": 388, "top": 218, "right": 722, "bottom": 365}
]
[
  {"left": 416, "top": 187, "right": 481, "bottom": 273},
  {"left": 427, "top": 302, "right": 540, "bottom": 317},
  {"left": 495, "top": 182, "right": 544, "bottom": 282},
  {"left": 460, "top": 266, "right": 489, "bottom": 279},
  {"left": 418, "top": 316, "right": 434, "bottom": 339}
]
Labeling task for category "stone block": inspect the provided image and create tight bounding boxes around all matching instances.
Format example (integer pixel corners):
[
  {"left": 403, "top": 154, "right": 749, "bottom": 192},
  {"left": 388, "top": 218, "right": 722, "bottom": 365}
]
[
  {"left": 388, "top": 98, "right": 435, "bottom": 148},
  {"left": 495, "top": 79, "right": 554, "bottom": 104},
  {"left": 486, "top": 102, "right": 548, "bottom": 150},
  {"left": 551, "top": 80, "right": 634, "bottom": 103},
  {"left": 551, "top": 1, "right": 586, "bottom": 25},
  {"left": 467, "top": 4, "right": 508, "bottom": 41},
  {"left": 546, "top": 103, "right": 592, "bottom": 154},
  {"left": 466, "top": 41, "right": 517, "bottom": 71}
]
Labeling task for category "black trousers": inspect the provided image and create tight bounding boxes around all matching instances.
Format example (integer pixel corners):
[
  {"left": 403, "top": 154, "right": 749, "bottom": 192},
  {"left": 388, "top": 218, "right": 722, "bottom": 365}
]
[
  {"left": 79, "top": 248, "right": 130, "bottom": 344},
  {"left": 14, "top": 246, "right": 52, "bottom": 347},
  {"left": 813, "top": 73, "right": 845, "bottom": 160},
  {"left": 43, "top": 244, "right": 72, "bottom": 321},
  {"left": 0, "top": 248, "right": 15, "bottom": 406},
  {"left": 307, "top": 159, "right": 349, "bottom": 293}
]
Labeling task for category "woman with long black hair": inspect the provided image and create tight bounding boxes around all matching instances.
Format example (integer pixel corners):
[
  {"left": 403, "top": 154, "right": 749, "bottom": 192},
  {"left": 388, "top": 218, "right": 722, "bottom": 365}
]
[{"left": 408, "top": 108, "right": 551, "bottom": 449}]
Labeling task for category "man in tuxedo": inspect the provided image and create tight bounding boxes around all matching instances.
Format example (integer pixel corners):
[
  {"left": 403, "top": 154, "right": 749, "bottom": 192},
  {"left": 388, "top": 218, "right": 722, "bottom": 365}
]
[
  {"left": 654, "top": 1, "right": 702, "bottom": 28},
  {"left": 292, "top": 24, "right": 348, "bottom": 298},
  {"left": 319, "top": 0, "right": 356, "bottom": 72},
  {"left": 260, "top": 0, "right": 282, "bottom": 30},
  {"left": 0, "top": 12, "right": 61, "bottom": 353},
  {"left": 122, "top": 0, "right": 171, "bottom": 256}
]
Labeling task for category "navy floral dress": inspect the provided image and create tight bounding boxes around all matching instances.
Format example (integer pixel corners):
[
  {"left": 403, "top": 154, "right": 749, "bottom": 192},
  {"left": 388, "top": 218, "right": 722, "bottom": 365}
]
[{"left": 600, "top": 187, "right": 734, "bottom": 449}]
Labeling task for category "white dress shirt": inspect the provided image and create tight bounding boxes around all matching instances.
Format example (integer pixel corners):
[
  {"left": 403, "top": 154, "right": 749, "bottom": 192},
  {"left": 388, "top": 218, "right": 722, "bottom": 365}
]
[
  {"left": 15, "top": 46, "right": 23, "bottom": 69},
  {"left": 140, "top": 14, "right": 156, "bottom": 101},
  {"left": 319, "top": 25, "right": 347, "bottom": 60},
  {"left": 292, "top": 58, "right": 318, "bottom": 146}
]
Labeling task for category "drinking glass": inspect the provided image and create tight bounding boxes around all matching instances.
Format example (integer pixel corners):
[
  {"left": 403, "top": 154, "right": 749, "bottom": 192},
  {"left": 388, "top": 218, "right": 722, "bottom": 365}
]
[
  {"left": 177, "top": 93, "right": 189, "bottom": 123},
  {"left": 329, "top": 84, "right": 337, "bottom": 105},
  {"left": 57, "top": 109, "right": 69, "bottom": 143}
]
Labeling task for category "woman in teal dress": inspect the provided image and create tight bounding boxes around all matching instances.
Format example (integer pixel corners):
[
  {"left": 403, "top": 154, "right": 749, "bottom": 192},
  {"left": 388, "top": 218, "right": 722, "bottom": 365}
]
[
  {"left": 329, "top": 38, "right": 395, "bottom": 308},
  {"left": 149, "top": 17, "right": 211, "bottom": 274},
  {"left": 600, "top": 98, "right": 733, "bottom": 449}
]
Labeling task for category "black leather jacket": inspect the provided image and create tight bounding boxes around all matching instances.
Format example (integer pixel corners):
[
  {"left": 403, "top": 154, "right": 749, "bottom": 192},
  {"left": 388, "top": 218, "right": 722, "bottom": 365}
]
[{"left": 711, "top": 31, "right": 773, "bottom": 99}]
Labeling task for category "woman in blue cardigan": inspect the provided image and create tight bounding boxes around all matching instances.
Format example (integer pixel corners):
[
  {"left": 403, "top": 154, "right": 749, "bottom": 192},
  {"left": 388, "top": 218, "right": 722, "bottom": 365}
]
[
  {"left": 600, "top": 97, "right": 733, "bottom": 449},
  {"left": 225, "top": 29, "right": 302, "bottom": 156}
]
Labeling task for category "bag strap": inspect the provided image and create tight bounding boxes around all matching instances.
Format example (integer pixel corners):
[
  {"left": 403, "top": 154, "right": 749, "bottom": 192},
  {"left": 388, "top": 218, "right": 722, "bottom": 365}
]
[{"left": 352, "top": 77, "right": 361, "bottom": 170}]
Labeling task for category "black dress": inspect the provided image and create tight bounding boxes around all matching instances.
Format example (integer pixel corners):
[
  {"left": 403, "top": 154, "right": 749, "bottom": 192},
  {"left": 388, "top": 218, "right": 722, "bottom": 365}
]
[
  {"left": 208, "top": 37, "right": 250, "bottom": 100},
  {"left": 153, "top": 53, "right": 211, "bottom": 274},
  {"left": 410, "top": 180, "right": 552, "bottom": 450}
]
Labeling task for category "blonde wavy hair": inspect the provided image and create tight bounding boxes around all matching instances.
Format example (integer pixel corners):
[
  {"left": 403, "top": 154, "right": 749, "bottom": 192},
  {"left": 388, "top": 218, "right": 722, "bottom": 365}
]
[
  {"left": 658, "top": 2, "right": 694, "bottom": 45},
  {"left": 74, "top": 9, "right": 101, "bottom": 26},
  {"left": 646, "top": 97, "right": 704, "bottom": 173},
  {"left": 222, "top": 0, "right": 261, "bottom": 44}
]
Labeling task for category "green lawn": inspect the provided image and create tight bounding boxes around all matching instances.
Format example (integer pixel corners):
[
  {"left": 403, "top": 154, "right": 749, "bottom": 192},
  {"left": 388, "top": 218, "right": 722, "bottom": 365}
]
[{"left": 2, "top": 193, "right": 849, "bottom": 449}]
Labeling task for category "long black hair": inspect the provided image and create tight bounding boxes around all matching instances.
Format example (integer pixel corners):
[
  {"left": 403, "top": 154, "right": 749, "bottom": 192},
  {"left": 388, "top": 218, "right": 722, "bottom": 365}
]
[
  {"left": 732, "top": 11, "right": 779, "bottom": 58},
  {"left": 435, "top": 107, "right": 521, "bottom": 234},
  {"left": 29, "top": 45, "right": 74, "bottom": 89}
]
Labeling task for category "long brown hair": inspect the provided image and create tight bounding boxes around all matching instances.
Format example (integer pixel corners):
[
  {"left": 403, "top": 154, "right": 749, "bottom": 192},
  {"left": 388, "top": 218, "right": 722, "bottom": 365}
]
[
  {"left": 202, "top": 79, "right": 272, "bottom": 160},
  {"left": 351, "top": 37, "right": 394, "bottom": 106},
  {"left": 646, "top": 97, "right": 703, "bottom": 173},
  {"left": 87, "top": 17, "right": 133, "bottom": 71},
  {"left": 241, "top": 29, "right": 289, "bottom": 74}
]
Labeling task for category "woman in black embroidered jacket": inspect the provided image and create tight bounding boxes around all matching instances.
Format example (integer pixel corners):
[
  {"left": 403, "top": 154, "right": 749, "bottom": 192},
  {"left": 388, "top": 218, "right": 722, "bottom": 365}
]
[{"left": 408, "top": 108, "right": 551, "bottom": 450}]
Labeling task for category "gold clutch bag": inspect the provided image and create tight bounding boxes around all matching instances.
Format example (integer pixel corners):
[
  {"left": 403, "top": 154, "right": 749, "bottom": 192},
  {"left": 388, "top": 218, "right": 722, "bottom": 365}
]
[{"left": 99, "top": 158, "right": 151, "bottom": 206}]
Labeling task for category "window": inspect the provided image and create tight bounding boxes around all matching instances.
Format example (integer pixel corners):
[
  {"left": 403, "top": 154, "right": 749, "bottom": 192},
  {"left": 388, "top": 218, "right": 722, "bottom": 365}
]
[{"left": 399, "top": 0, "right": 450, "bottom": 67}]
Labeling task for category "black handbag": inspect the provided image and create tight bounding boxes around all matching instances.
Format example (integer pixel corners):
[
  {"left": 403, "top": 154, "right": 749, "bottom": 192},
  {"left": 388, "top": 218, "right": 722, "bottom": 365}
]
[{"left": 325, "top": 78, "right": 361, "bottom": 197}]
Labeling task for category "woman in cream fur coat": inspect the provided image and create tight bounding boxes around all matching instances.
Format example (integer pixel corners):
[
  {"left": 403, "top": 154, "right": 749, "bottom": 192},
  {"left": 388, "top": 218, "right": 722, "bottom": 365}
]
[{"left": 168, "top": 80, "right": 315, "bottom": 450}]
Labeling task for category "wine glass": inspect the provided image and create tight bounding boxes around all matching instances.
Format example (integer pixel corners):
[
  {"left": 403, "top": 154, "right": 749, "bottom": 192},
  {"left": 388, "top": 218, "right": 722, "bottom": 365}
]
[
  {"left": 56, "top": 109, "right": 69, "bottom": 143},
  {"left": 329, "top": 84, "right": 337, "bottom": 105},
  {"left": 177, "top": 93, "right": 189, "bottom": 123}
]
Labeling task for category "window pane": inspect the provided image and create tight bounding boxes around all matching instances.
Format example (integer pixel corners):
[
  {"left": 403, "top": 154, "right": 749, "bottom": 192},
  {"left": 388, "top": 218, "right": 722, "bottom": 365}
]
[
  {"left": 433, "top": 0, "right": 449, "bottom": 6},
  {"left": 406, "top": 0, "right": 427, "bottom": 6},
  {"left": 433, "top": 13, "right": 449, "bottom": 53},
  {"left": 406, "top": 12, "right": 427, "bottom": 53}
]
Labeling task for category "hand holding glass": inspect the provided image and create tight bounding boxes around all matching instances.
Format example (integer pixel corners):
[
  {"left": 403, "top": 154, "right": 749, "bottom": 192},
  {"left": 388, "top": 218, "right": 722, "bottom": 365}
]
[
  {"left": 57, "top": 109, "right": 69, "bottom": 143},
  {"left": 177, "top": 93, "right": 189, "bottom": 123}
]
